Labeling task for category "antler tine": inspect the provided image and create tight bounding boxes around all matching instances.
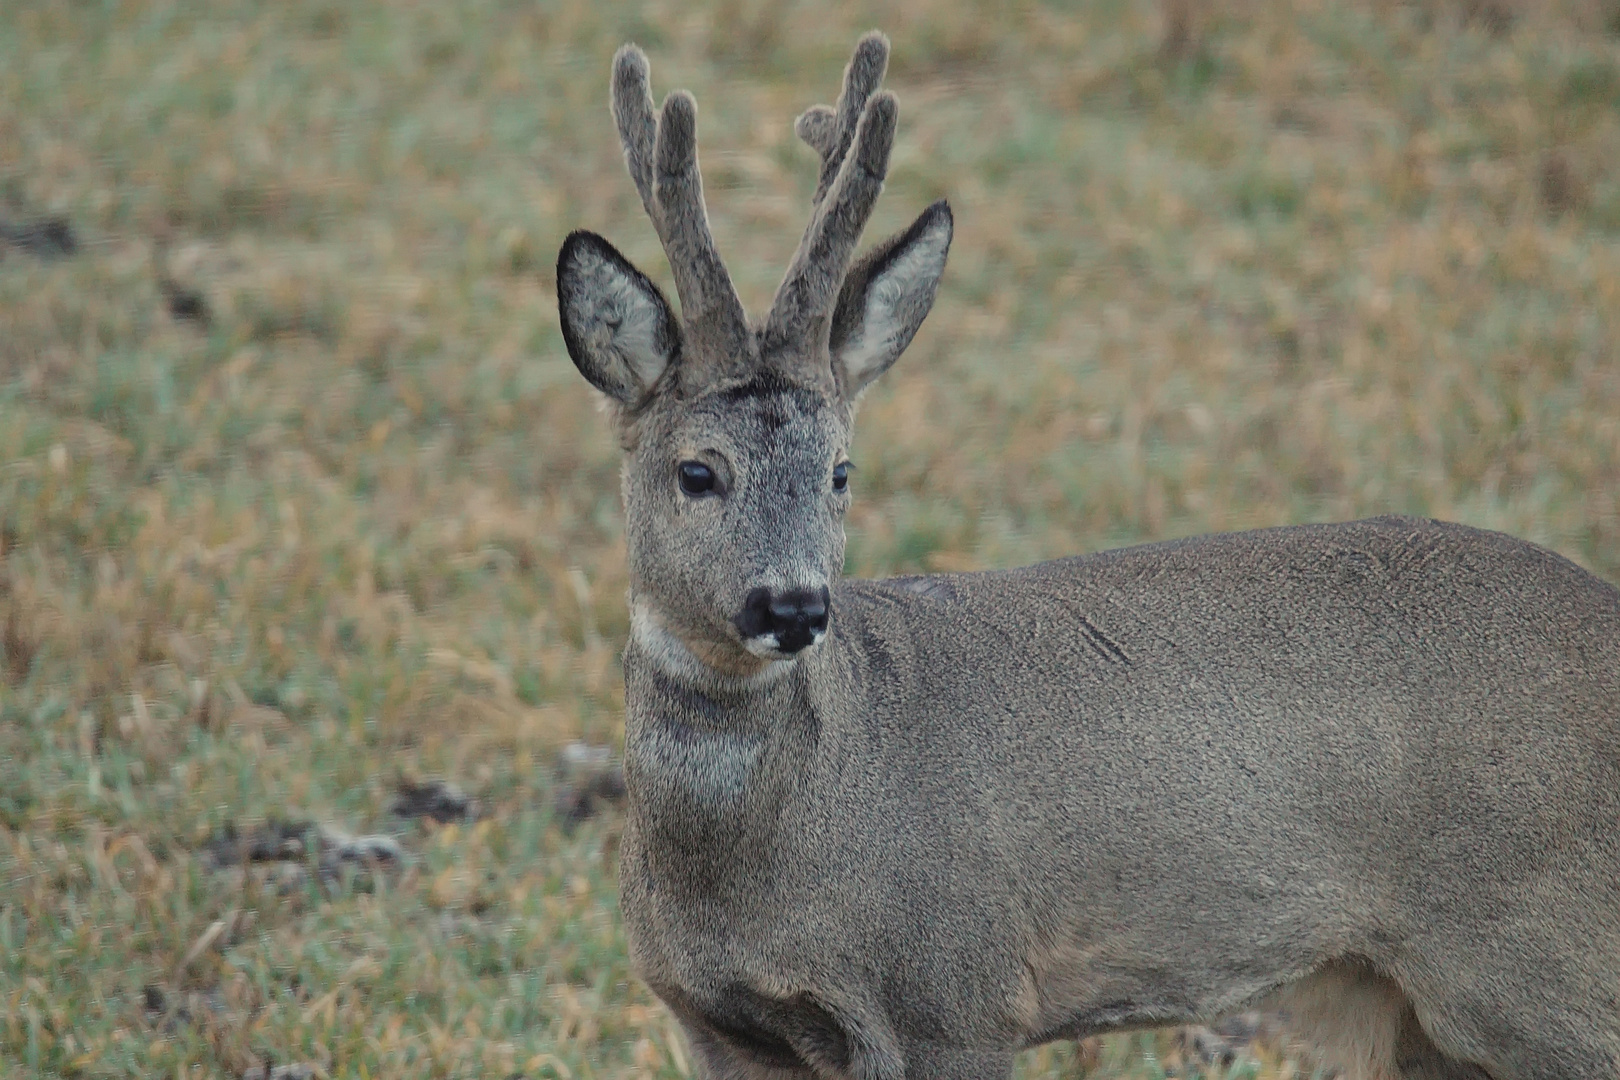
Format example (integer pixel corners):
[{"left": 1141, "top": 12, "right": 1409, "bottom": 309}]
[
  {"left": 765, "top": 33, "right": 896, "bottom": 351},
  {"left": 610, "top": 44, "right": 747, "bottom": 350},
  {"left": 796, "top": 32, "right": 890, "bottom": 205},
  {"left": 611, "top": 45, "right": 660, "bottom": 221}
]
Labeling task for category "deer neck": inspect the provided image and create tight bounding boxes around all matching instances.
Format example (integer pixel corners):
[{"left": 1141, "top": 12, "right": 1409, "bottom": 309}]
[{"left": 622, "top": 598, "right": 830, "bottom": 877}]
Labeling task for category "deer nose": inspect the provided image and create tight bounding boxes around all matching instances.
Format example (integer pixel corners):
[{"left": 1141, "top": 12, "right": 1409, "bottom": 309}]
[{"left": 735, "top": 586, "right": 830, "bottom": 654}]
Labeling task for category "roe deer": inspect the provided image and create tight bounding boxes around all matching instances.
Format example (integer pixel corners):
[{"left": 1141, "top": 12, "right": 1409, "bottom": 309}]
[{"left": 554, "top": 32, "right": 1620, "bottom": 1080}]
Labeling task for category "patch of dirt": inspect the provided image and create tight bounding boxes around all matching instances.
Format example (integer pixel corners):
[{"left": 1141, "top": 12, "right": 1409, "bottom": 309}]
[
  {"left": 201, "top": 818, "right": 403, "bottom": 894},
  {"left": 142, "top": 983, "right": 225, "bottom": 1033},
  {"left": 391, "top": 777, "right": 482, "bottom": 823},
  {"left": 1539, "top": 150, "right": 1589, "bottom": 216},
  {"left": 161, "top": 276, "right": 212, "bottom": 326},
  {"left": 553, "top": 742, "right": 625, "bottom": 831},
  {"left": 241, "top": 1064, "right": 322, "bottom": 1080},
  {"left": 0, "top": 216, "right": 78, "bottom": 258},
  {"left": 1167, "top": 1011, "right": 1283, "bottom": 1074}
]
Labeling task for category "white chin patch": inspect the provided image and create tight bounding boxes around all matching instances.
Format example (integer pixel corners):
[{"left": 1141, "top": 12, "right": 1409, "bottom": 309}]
[{"left": 742, "top": 628, "right": 826, "bottom": 660}]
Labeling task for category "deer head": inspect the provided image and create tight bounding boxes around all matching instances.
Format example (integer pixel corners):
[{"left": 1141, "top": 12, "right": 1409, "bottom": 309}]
[{"left": 556, "top": 32, "right": 952, "bottom": 678}]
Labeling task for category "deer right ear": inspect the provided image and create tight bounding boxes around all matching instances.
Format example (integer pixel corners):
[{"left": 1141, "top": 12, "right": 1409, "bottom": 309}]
[{"left": 557, "top": 230, "right": 681, "bottom": 404}]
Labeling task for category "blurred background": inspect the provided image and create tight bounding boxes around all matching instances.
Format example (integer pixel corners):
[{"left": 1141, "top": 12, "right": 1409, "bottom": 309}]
[{"left": 2, "top": 0, "right": 1618, "bottom": 1076}]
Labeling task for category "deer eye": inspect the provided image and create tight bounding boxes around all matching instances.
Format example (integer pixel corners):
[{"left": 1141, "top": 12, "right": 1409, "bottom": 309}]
[
  {"left": 832, "top": 461, "right": 851, "bottom": 492},
  {"left": 678, "top": 461, "right": 716, "bottom": 496}
]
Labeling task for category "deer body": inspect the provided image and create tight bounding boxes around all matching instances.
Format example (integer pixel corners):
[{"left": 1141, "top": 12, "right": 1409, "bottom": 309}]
[
  {"left": 557, "top": 35, "right": 1620, "bottom": 1080},
  {"left": 621, "top": 517, "right": 1620, "bottom": 1079}
]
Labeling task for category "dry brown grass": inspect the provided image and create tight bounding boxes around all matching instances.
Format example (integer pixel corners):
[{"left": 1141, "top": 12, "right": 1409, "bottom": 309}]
[{"left": 2, "top": 0, "right": 1618, "bottom": 1076}]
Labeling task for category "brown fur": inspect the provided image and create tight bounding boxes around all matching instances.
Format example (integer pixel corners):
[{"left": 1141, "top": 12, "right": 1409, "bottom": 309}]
[{"left": 557, "top": 34, "right": 1620, "bottom": 1080}]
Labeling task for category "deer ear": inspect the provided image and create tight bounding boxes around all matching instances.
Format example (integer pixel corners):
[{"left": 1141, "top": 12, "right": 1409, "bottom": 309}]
[
  {"left": 557, "top": 230, "right": 681, "bottom": 404},
  {"left": 829, "top": 200, "right": 952, "bottom": 397}
]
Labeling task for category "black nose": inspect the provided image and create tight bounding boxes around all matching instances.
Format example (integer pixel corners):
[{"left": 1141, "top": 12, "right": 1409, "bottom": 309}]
[{"left": 734, "top": 586, "right": 831, "bottom": 654}]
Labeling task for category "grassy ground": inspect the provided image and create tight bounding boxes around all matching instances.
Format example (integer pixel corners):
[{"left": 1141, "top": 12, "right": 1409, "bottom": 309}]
[{"left": 3, "top": 0, "right": 1619, "bottom": 1076}]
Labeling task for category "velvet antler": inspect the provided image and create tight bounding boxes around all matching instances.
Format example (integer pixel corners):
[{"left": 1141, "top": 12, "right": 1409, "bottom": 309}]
[
  {"left": 763, "top": 32, "right": 897, "bottom": 358},
  {"left": 611, "top": 45, "right": 750, "bottom": 368}
]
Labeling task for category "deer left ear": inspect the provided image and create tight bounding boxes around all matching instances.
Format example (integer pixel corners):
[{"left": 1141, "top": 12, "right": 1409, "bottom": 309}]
[
  {"left": 557, "top": 230, "right": 681, "bottom": 405},
  {"left": 829, "top": 199, "right": 952, "bottom": 397}
]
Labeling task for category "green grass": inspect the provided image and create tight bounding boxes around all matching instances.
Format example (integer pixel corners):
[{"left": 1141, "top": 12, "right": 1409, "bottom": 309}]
[{"left": 3, "top": 0, "right": 1619, "bottom": 1076}]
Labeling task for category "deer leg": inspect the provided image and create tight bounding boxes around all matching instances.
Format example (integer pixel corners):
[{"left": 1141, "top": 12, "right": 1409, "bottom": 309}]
[
  {"left": 680, "top": 1022, "right": 815, "bottom": 1080},
  {"left": 899, "top": 1044, "right": 1012, "bottom": 1080},
  {"left": 1393, "top": 1007, "right": 1492, "bottom": 1080}
]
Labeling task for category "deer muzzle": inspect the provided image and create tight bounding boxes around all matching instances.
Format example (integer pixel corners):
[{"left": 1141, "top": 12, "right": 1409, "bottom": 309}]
[{"left": 734, "top": 585, "right": 831, "bottom": 655}]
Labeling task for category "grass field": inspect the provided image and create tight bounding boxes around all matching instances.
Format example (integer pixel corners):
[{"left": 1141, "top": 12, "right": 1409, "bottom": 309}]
[{"left": 3, "top": 0, "right": 1619, "bottom": 1076}]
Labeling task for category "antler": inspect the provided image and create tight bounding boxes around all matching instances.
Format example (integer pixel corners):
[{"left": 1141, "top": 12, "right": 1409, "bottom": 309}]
[
  {"left": 763, "top": 32, "right": 896, "bottom": 354},
  {"left": 611, "top": 45, "right": 749, "bottom": 359}
]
